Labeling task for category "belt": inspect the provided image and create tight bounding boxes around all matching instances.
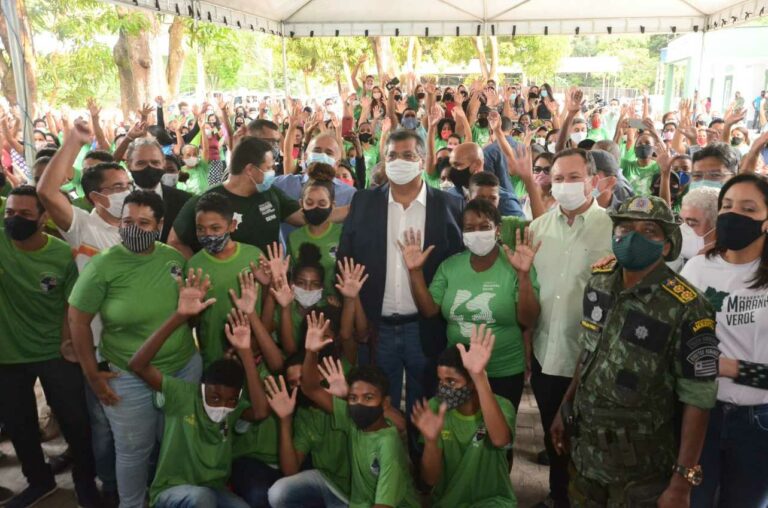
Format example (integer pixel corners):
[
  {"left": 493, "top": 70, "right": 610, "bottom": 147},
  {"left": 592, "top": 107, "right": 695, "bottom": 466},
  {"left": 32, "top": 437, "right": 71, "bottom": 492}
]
[{"left": 379, "top": 313, "right": 420, "bottom": 325}]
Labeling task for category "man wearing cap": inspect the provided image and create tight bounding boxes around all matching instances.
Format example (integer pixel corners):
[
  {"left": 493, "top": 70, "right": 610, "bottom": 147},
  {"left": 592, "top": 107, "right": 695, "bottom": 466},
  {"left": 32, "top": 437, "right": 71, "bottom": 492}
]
[
  {"left": 551, "top": 195, "right": 718, "bottom": 508},
  {"left": 590, "top": 149, "right": 634, "bottom": 210}
]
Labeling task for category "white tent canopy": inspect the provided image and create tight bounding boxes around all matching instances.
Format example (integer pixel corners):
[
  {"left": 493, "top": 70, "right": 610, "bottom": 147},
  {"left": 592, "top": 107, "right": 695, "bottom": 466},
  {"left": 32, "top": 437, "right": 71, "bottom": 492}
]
[{"left": 112, "top": 0, "right": 766, "bottom": 36}]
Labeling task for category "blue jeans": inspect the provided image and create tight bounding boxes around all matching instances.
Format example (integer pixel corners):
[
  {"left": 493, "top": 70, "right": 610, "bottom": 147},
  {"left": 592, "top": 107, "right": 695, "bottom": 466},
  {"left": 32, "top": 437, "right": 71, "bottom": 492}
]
[
  {"left": 103, "top": 354, "right": 202, "bottom": 508},
  {"left": 155, "top": 485, "right": 249, "bottom": 508},
  {"left": 367, "top": 321, "right": 433, "bottom": 415},
  {"left": 267, "top": 470, "right": 347, "bottom": 508},
  {"left": 84, "top": 376, "right": 116, "bottom": 493},
  {"left": 230, "top": 457, "right": 282, "bottom": 508},
  {"left": 692, "top": 401, "right": 768, "bottom": 508}
]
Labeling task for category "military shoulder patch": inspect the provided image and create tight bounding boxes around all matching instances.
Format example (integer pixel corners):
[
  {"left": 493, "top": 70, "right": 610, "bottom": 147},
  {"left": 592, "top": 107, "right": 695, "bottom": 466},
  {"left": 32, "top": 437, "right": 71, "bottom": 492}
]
[
  {"left": 592, "top": 259, "right": 618, "bottom": 274},
  {"left": 661, "top": 277, "right": 697, "bottom": 304}
]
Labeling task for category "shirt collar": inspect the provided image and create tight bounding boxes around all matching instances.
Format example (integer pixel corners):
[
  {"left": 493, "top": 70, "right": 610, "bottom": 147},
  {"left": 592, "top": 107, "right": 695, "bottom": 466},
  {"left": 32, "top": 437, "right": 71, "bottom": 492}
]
[{"left": 388, "top": 180, "right": 427, "bottom": 207}]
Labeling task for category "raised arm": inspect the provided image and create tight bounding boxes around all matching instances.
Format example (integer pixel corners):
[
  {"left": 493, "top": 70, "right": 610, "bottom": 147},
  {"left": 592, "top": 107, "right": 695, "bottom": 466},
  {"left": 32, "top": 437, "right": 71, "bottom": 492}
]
[
  {"left": 557, "top": 87, "right": 583, "bottom": 153},
  {"left": 721, "top": 108, "right": 746, "bottom": 144},
  {"left": 425, "top": 105, "right": 441, "bottom": 179},
  {"left": 452, "top": 105, "right": 472, "bottom": 141},
  {"left": 502, "top": 228, "right": 541, "bottom": 329},
  {"left": 226, "top": 309, "right": 270, "bottom": 421},
  {"left": 265, "top": 375, "right": 302, "bottom": 475},
  {"left": 113, "top": 121, "right": 147, "bottom": 163},
  {"left": 350, "top": 54, "right": 366, "bottom": 93},
  {"left": 300, "top": 312, "right": 335, "bottom": 413},
  {"left": 335, "top": 257, "right": 370, "bottom": 362},
  {"left": 740, "top": 131, "right": 768, "bottom": 174},
  {"left": 411, "top": 398, "right": 446, "bottom": 486},
  {"left": 398, "top": 228, "right": 440, "bottom": 318},
  {"left": 87, "top": 99, "right": 110, "bottom": 151}
]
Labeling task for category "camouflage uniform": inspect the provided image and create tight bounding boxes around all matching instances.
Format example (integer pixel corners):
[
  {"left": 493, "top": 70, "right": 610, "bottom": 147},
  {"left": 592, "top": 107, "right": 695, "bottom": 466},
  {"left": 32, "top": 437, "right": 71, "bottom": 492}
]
[{"left": 569, "top": 196, "right": 719, "bottom": 507}]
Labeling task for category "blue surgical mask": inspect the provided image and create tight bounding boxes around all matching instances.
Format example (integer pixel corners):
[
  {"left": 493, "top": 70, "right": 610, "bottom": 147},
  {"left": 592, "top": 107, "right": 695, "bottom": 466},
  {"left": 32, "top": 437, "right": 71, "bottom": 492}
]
[
  {"left": 257, "top": 170, "right": 276, "bottom": 192},
  {"left": 689, "top": 180, "right": 723, "bottom": 191},
  {"left": 401, "top": 117, "right": 419, "bottom": 130},
  {"left": 307, "top": 152, "right": 336, "bottom": 167}
]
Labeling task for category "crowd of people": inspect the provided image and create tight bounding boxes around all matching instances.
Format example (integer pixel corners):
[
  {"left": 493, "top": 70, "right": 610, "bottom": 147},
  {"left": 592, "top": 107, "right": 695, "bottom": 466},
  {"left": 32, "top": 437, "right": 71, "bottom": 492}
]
[{"left": 0, "top": 66, "right": 767, "bottom": 508}]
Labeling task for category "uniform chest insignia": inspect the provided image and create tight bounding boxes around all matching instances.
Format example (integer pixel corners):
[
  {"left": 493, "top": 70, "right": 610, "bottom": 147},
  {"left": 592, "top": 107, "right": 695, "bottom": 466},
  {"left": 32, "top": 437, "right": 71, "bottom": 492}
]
[
  {"left": 635, "top": 326, "right": 649, "bottom": 340},
  {"left": 591, "top": 306, "right": 603, "bottom": 322},
  {"left": 587, "top": 291, "right": 598, "bottom": 303},
  {"left": 662, "top": 277, "right": 697, "bottom": 304}
]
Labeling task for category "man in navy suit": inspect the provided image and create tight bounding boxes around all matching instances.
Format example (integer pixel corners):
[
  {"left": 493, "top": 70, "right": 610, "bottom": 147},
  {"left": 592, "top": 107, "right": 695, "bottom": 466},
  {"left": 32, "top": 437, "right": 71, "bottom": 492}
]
[{"left": 338, "top": 129, "right": 464, "bottom": 421}]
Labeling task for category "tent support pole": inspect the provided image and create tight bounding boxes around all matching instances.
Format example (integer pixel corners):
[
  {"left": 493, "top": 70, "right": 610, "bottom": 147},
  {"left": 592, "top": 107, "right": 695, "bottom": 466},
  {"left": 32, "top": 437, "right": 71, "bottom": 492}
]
[{"left": 1, "top": 0, "right": 34, "bottom": 167}]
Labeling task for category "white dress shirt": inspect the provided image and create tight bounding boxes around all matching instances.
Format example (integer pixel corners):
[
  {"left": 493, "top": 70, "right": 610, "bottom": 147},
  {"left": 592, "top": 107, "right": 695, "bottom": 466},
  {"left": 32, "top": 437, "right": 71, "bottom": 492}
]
[{"left": 382, "top": 182, "right": 427, "bottom": 317}]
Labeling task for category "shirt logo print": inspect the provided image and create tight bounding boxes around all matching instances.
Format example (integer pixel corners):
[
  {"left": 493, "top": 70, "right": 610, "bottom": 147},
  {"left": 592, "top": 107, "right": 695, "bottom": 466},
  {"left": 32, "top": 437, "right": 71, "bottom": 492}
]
[
  {"left": 39, "top": 275, "right": 58, "bottom": 294},
  {"left": 635, "top": 325, "right": 649, "bottom": 340}
]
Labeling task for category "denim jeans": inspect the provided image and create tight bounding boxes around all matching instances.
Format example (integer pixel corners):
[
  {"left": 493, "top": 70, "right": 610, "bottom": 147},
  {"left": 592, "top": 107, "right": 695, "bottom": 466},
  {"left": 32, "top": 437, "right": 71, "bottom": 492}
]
[
  {"left": 155, "top": 485, "right": 249, "bottom": 508},
  {"left": 230, "top": 457, "right": 282, "bottom": 508},
  {"left": 268, "top": 470, "right": 348, "bottom": 508},
  {"left": 84, "top": 376, "right": 116, "bottom": 493},
  {"left": 102, "top": 354, "right": 202, "bottom": 508},
  {"left": 692, "top": 401, "right": 768, "bottom": 508}
]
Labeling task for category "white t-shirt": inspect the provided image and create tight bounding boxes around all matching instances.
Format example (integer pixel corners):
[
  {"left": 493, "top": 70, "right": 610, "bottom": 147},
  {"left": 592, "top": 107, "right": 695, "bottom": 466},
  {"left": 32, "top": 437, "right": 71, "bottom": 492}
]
[
  {"left": 59, "top": 207, "right": 121, "bottom": 345},
  {"left": 681, "top": 254, "right": 768, "bottom": 405}
]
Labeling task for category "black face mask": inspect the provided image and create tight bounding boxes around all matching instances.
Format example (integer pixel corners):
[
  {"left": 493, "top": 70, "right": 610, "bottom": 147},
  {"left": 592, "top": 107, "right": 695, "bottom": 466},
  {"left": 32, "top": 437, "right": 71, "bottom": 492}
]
[
  {"left": 358, "top": 133, "right": 373, "bottom": 144},
  {"left": 131, "top": 167, "right": 165, "bottom": 189},
  {"left": 449, "top": 167, "right": 471, "bottom": 189},
  {"left": 416, "top": 92, "right": 426, "bottom": 100},
  {"left": 435, "top": 95, "right": 443, "bottom": 102},
  {"left": 477, "top": 117, "right": 489, "bottom": 129},
  {"left": 4, "top": 216, "right": 39, "bottom": 241},
  {"left": 348, "top": 403, "right": 383, "bottom": 429},
  {"left": 303, "top": 206, "right": 332, "bottom": 226},
  {"left": 716, "top": 212, "right": 766, "bottom": 251},
  {"left": 436, "top": 156, "right": 452, "bottom": 173},
  {"left": 394, "top": 95, "right": 402, "bottom": 102},
  {"left": 443, "top": 93, "right": 454, "bottom": 103},
  {"left": 634, "top": 145, "right": 654, "bottom": 160}
]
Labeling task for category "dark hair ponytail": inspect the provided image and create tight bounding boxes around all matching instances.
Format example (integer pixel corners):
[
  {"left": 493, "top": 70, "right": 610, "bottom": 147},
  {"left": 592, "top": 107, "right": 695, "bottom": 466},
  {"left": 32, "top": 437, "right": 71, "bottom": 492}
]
[{"left": 293, "top": 242, "right": 325, "bottom": 282}]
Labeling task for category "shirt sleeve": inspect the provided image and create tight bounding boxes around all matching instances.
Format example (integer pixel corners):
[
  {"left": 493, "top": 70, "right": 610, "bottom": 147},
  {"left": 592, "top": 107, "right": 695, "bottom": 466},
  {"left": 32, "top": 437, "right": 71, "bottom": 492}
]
[
  {"left": 331, "top": 396, "right": 351, "bottom": 432},
  {"left": 171, "top": 194, "right": 200, "bottom": 246},
  {"left": 292, "top": 409, "right": 313, "bottom": 455},
  {"left": 673, "top": 302, "right": 719, "bottom": 409},
  {"left": 60, "top": 206, "right": 86, "bottom": 244},
  {"left": 428, "top": 261, "right": 449, "bottom": 308},
  {"left": 373, "top": 432, "right": 412, "bottom": 506},
  {"left": 67, "top": 256, "right": 107, "bottom": 314},
  {"left": 161, "top": 375, "right": 195, "bottom": 416},
  {"left": 273, "top": 186, "right": 301, "bottom": 221}
]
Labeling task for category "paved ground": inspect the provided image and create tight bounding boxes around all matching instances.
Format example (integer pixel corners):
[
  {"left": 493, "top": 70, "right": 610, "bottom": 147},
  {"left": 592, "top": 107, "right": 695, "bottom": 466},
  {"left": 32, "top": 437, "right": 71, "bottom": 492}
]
[{"left": 0, "top": 385, "right": 549, "bottom": 507}]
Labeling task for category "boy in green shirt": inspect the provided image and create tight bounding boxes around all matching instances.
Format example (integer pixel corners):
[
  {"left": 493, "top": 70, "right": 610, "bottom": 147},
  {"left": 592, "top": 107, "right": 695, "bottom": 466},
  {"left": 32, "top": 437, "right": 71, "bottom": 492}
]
[
  {"left": 412, "top": 324, "right": 517, "bottom": 507},
  {"left": 127, "top": 270, "right": 270, "bottom": 508},
  {"left": 301, "top": 312, "right": 420, "bottom": 508},
  {"left": 621, "top": 132, "right": 659, "bottom": 196}
]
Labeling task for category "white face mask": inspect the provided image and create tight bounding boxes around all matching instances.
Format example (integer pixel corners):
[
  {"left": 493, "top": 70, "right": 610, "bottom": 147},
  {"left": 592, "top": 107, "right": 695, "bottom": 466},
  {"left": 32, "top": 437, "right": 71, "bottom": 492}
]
[
  {"left": 183, "top": 157, "right": 199, "bottom": 168},
  {"left": 463, "top": 229, "right": 497, "bottom": 256},
  {"left": 680, "top": 223, "right": 714, "bottom": 260},
  {"left": 201, "top": 384, "right": 236, "bottom": 423},
  {"left": 547, "top": 142, "right": 557, "bottom": 153},
  {"left": 293, "top": 285, "right": 323, "bottom": 308},
  {"left": 439, "top": 179, "right": 454, "bottom": 191},
  {"left": 535, "top": 137, "right": 546, "bottom": 146},
  {"left": 385, "top": 159, "right": 421, "bottom": 185},
  {"left": 570, "top": 131, "right": 587, "bottom": 144},
  {"left": 551, "top": 181, "right": 588, "bottom": 211},
  {"left": 100, "top": 189, "right": 131, "bottom": 219},
  {"left": 161, "top": 173, "right": 179, "bottom": 187}
]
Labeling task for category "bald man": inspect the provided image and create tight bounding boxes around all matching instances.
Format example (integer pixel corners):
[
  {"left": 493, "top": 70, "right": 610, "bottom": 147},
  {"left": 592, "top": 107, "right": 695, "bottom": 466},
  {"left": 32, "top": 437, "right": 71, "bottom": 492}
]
[{"left": 448, "top": 142, "right": 524, "bottom": 217}]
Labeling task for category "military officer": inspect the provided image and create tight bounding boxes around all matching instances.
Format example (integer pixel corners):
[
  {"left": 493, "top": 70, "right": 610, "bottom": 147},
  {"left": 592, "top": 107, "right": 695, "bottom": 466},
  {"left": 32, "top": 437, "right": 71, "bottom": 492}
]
[{"left": 550, "top": 195, "right": 719, "bottom": 508}]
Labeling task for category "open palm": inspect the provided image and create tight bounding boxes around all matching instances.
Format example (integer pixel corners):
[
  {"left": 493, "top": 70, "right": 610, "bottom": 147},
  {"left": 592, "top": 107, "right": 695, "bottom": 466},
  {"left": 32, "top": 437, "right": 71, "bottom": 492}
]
[
  {"left": 503, "top": 228, "right": 540, "bottom": 274},
  {"left": 319, "top": 356, "right": 348, "bottom": 398},
  {"left": 457, "top": 323, "right": 495, "bottom": 376},
  {"left": 411, "top": 398, "right": 447, "bottom": 442},
  {"left": 397, "top": 228, "right": 435, "bottom": 271},
  {"left": 270, "top": 275, "right": 294, "bottom": 308},
  {"left": 265, "top": 375, "right": 297, "bottom": 419},
  {"left": 224, "top": 308, "right": 251, "bottom": 350},
  {"left": 229, "top": 270, "right": 258, "bottom": 314},
  {"left": 335, "top": 257, "right": 369, "bottom": 299},
  {"left": 177, "top": 268, "right": 216, "bottom": 317},
  {"left": 305, "top": 311, "right": 333, "bottom": 353}
]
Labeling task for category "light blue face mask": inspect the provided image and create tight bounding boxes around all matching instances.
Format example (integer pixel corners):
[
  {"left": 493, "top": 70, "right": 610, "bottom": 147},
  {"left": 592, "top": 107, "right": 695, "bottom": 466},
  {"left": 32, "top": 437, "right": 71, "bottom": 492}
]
[
  {"left": 401, "top": 117, "right": 420, "bottom": 130},
  {"left": 689, "top": 180, "right": 723, "bottom": 191},
  {"left": 307, "top": 152, "right": 336, "bottom": 167},
  {"left": 256, "top": 170, "right": 276, "bottom": 192}
]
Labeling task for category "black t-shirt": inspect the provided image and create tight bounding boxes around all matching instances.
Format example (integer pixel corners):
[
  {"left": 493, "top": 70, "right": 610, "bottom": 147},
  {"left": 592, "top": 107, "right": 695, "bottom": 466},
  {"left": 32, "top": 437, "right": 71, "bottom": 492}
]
[{"left": 172, "top": 184, "right": 300, "bottom": 253}]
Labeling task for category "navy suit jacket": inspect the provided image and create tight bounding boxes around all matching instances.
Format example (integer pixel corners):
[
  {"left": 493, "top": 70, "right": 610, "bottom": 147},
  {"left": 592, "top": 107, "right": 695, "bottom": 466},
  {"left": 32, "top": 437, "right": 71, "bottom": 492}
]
[{"left": 337, "top": 183, "right": 465, "bottom": 357}]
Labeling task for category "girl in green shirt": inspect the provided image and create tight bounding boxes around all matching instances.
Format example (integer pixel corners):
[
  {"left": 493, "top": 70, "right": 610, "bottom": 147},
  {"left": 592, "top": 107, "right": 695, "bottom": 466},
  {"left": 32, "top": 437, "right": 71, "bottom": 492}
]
[
  {"left": 412, "top": 324, "right": 517, "bottom": 508},
  {"left": 400, "top": 198, "right": 541, "bottom": 410}
]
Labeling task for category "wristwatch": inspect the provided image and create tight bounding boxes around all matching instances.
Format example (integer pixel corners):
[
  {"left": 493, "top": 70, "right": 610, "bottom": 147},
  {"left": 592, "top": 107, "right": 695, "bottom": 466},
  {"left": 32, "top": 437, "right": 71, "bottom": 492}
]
[{"left": 672, "top": 464, "right": 703, "bottom": 486}]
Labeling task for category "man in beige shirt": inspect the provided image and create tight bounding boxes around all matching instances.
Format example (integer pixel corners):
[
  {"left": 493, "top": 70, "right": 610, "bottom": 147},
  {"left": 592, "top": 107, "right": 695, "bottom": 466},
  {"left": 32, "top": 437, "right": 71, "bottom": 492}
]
[{"left": 528, "top": 148, "right": 614, "bottom": 508}]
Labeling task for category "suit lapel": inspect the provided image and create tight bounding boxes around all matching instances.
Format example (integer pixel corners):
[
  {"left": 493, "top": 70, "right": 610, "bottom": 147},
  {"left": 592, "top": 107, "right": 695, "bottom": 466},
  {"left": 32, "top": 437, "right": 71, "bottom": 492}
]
[{"left": 423, "top": 185, "right": 440, "bottom": 250}]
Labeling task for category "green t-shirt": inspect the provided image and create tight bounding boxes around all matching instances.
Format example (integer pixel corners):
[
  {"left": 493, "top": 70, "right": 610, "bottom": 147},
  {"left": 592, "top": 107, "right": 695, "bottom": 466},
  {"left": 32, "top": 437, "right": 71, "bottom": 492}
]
[
  {"left": 621, "top": 159, "right": 659, "bottom": 197},
  {"left": 288, "top": 223, "right": 341, "bottom": 297},
  {"left": 471, "top": 125, "right": 491, "bottom": 147},
  {"left": 427, "top": 396, "right": 517, "bottom": 508},
  {"left": 173, "top": 185, "right": 301, "bottom": 255},
  {"left": 500, "top": 217, "right": 530, "bottom": 251},
  {"left": 362, "top": 143, "right": 379, "bottom": 188},
  {"left": 232, "top": 413, "right": 280, "bottom": 465},
  {"left": 186, "top": 242, "right": 264, "bottom": 368},
  {"left": 68, "top": 243, "right": 195, "bottom": 373},
  {"left": 179, "top": 161, "right": 210, "bottom": 195},
  {"left": 423, "top": 170, "right": 442, "bottom": 190},
  {"left": 149, "top": 376, "right": 246, "bottom": 507},
  {"left": 510, "top": 176, "right": 528, "bottom": 199},
  {"left": 332, "top": 397, "right": 419, "bottom": 508},
  {"left": 0, "top": 231, "right": 77, "bottom": 364},
  {"left": 587, "top": 127, "right": 610, "bottom": 142},
  {"left": 294, "top": 405, "right": 351, "bottom": 498},
  {"left": 429, "top": 250, "right": 540, "bottom": 377}
]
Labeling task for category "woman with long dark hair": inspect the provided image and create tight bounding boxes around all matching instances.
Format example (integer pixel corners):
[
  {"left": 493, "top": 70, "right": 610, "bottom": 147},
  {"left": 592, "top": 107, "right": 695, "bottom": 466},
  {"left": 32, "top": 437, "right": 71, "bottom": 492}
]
[{"left": 682, "top": 173, "right": 768, "bottom": 508}]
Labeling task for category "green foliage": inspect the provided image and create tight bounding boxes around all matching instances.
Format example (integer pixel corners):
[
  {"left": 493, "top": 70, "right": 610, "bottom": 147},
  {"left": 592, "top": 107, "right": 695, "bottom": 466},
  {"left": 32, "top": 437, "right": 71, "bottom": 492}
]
[
  {"left": 498, "top": 36, "right": 571, "bottom": 81},
  {"left": 37, "top": 43, "right": 119, "bottom": 106}
]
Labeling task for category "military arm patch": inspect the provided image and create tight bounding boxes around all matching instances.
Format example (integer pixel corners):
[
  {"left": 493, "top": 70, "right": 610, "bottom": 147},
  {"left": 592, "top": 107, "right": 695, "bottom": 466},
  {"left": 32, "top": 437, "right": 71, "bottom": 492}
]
[
  {"left": 661, "top": 277, "right": 698, "bottom": 304},
  {"left": 619, "top": 310, "right": 671, "bottom": 354},
  {"left": 592, "top": 259, "right": 618, "bottom": 274},
  {"left": 680, "top": 318, "right": 719, "bottom": 379},
  {"left": 582, "top": 287, "right": 613, "bottom": 328}
]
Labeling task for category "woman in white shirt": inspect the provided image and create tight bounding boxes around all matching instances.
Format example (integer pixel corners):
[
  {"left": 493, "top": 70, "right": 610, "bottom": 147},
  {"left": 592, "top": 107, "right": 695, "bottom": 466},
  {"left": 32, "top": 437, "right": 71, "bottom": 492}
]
[{"left": 682, "top": 173, "right": 768, "bottom": 508}]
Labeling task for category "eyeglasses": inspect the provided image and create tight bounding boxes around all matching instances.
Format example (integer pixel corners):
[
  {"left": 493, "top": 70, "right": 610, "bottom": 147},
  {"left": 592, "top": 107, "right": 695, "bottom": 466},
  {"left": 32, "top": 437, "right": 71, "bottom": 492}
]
[
  {"left": 690, "top": 171, "right": 728, "bottom": 181},
  {"left": 533, "top": 165, "right": 551, "bottom": 174},
  {"left": 99, "top": 183, "right": 134, "bottom": 194}
]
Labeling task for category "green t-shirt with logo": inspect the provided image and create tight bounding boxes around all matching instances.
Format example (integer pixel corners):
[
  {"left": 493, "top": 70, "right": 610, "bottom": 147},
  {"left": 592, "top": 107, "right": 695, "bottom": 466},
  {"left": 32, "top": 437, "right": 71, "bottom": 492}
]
[
  {"left": 294, "top": 405, "right": 351, "bottom": 498},
  {"left": 179, "top": 161, "right": 210, "bottom": 195},
  {"left": 149, "top": 376, "right": 247, "bottom": 507},
  {"left": 621, "top": 159, "right": 659, "bottom": 197},
  {"left": 427, "top": 396, "right": 517, "bottom": 508},
  {"left": 429, "top": 250, "right": 540, "bottom": 377},
  {"left": 68, "top": 242, "right": 195, "bottom": 373},
  {"left": 288, "top": 223, "right": 341, "bottom": 297},
  {"left": 332, "top": 397, "right": 419, "bottom": 508},
  {"left": 0, "top": 231, "right": 77, "bottom": 364},
  {"left": 173, "top": 184, "right": 301, "bottom": 255},
  {"left": 186, "top": 242, "right": 264, "bottom": 368},
  {"left": 471, "top": 125, "right": 491, "bottom": 147}
]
